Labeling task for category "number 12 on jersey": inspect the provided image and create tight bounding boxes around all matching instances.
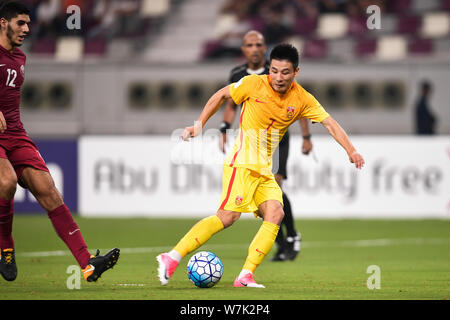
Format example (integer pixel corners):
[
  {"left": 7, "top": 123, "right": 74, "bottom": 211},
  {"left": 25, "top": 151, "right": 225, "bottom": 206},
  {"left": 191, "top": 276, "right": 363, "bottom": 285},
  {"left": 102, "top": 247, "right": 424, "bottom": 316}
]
[{"left": 6, "top": 68, "right": 17, "bottom": 87}]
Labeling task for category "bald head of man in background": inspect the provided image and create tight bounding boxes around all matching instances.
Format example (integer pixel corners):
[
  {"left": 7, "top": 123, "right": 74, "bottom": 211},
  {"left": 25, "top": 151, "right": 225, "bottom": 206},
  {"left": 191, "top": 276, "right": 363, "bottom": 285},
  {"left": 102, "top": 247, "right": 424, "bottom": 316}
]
[{"left": 241, "top": 30, "right": 267, "bottom": 70}]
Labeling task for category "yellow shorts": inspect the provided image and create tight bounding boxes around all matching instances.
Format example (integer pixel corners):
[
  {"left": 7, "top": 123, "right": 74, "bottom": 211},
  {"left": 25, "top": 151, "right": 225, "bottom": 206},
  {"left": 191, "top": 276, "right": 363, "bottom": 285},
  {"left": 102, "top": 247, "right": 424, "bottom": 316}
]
[{"left": 218, "top": 165, "right": 283, "bottom": 214}]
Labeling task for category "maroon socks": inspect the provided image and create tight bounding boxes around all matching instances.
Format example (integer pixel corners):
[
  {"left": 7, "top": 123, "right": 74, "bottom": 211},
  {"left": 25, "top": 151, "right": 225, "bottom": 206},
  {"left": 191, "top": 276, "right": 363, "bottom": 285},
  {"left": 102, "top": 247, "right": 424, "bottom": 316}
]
[
  {"left": 48, "top": 204, "right": 91, "bottom": 269},
  {"left": 0, "top": 198, "right": 14, "bottom": 249}
]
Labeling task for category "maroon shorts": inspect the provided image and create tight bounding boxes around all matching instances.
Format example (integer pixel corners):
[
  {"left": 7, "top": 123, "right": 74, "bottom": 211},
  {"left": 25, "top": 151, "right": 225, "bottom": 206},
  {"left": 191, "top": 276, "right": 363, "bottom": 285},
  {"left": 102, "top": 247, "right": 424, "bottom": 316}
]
[{"left": 0, "top": 135, "right": 49, "bottom": 187}]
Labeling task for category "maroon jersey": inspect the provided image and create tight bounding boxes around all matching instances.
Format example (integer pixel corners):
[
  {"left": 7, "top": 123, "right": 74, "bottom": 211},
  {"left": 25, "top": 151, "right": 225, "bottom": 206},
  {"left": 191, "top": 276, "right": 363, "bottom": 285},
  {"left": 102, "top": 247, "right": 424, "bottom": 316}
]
[{"left": 0, "top": 44, "right": 26, "bottom": 136}]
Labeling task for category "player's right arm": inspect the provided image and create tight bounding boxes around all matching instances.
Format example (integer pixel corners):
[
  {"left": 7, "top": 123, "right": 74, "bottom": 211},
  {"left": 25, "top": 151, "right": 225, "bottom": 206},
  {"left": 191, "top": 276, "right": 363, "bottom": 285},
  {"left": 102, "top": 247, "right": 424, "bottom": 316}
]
[
  {"left": 182, "top": 74, "right": 256, "bottom": 141},
  {"left": 219, "top": 99, "right": 238, "bottom": 153},
  {"left": 321, "top": 116, "right": 365, "bottom": 169},
  {"left": 0, "top": 111, "right": 6, "bottom": 133},
  {"left": 182, "top": 86, "right": 232, "bottom": 141}
]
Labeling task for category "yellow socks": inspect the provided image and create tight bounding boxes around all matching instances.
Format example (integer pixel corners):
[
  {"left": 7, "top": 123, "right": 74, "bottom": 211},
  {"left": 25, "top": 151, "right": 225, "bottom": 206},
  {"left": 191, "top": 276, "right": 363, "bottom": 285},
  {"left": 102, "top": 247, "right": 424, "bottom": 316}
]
[
  {"left": 172, "top": 215, "right": 224, "bottom": 258},
  {"left": 242, "top": 221, "right": 280, "bottom": 273},
  {"left": 170, "top": 216, "right": 279, "bottom": 276}
]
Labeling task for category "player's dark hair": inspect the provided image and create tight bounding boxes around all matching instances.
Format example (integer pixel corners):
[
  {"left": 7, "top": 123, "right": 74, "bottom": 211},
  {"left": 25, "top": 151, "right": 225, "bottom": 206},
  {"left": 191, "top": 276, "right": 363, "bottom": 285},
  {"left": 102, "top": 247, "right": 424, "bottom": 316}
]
[
  {"left": 0, "top": 1, "right": 30, "bottom": 21},
  {"left": 270, "top": 43, "right": 299, "bottom": 70}
]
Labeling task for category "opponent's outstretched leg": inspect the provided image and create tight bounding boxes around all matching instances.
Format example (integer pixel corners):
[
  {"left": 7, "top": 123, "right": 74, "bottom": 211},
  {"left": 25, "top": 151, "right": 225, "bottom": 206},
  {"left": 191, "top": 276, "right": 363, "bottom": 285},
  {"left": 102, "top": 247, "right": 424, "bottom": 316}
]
[{"left": 21, "top": 167, "right": 120, "bottom": 282}]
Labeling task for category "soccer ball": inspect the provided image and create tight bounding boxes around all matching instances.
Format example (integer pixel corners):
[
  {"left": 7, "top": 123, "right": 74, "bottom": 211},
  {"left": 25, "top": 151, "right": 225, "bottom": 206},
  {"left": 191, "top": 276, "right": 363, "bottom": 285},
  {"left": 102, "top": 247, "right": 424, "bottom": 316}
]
[{"left": 186, "top": 251, "right": 223, "bottom": 288}]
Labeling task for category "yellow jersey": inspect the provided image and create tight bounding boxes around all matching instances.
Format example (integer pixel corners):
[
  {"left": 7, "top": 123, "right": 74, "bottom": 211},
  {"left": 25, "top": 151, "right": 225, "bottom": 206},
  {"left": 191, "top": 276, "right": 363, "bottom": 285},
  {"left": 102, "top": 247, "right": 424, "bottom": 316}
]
[{"left": 226, "top": 74, "right": 329, "bottom": 175}]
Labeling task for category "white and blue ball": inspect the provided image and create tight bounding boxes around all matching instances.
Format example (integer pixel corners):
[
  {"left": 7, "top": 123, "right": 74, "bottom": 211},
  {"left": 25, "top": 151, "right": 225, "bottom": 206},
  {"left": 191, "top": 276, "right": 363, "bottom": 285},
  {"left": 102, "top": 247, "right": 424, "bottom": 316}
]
[{"left": 186, "top": 251, "right": 223, "bottom": 288}]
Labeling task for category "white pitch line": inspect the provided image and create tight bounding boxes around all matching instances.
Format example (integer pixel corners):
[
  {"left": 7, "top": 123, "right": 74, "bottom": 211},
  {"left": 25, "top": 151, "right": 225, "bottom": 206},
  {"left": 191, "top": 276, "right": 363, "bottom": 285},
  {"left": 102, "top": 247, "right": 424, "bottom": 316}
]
[
  {"left": 303, "top": 238, "right": 450, "bottom": 248},
  {"left": 16, "top": 238, "right": 450, "bottom": 258}
]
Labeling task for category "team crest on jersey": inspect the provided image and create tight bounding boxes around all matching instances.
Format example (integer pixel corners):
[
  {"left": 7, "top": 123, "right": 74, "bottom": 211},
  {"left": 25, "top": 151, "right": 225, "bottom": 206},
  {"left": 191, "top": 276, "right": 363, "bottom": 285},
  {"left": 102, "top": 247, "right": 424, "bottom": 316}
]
[
  {"left": 286, "top": 106, "right": 295, "bottom": 119},
  {"left": 235, "top": 196, "right": 243, "bottom": 206},
  {"left": 20, "top": 65, "right": 25, "bottom": 76}
]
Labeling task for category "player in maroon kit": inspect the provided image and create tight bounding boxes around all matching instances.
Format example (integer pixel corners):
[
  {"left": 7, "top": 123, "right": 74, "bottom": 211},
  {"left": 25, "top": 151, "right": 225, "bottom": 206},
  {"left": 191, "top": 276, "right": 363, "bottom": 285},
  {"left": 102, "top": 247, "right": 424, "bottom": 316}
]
[{"left": 0, "top": 1, "right": 119, "bottom": 282}]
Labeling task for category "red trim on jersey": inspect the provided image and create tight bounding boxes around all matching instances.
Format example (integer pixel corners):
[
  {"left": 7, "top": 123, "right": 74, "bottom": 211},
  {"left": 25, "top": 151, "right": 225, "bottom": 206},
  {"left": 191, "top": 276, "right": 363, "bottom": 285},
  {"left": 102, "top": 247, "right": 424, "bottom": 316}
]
[
  {"left": 219, "top": 167, "right": 237, "bottom": 211},
  {"left": 265, "top": 118, "right": 275, "bottom": 132},
  {"left": 229, "top": 102, "right": 246, "bottom": 167}
]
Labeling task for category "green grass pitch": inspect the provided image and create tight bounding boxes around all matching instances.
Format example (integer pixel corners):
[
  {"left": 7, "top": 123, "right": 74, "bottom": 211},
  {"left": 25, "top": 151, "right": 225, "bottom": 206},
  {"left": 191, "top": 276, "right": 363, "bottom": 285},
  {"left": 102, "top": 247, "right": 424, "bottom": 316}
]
[{"left": 0, "top": 215, "right": 449, "bottom": 300}]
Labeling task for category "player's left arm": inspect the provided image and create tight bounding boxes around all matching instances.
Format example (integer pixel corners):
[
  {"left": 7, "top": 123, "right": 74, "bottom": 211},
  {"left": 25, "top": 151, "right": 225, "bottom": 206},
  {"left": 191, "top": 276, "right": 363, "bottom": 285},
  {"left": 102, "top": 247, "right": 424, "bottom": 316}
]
[
  {"left": 298, "top": 118, "right": 312, "bottom": 155},
  {"left": 182, "top": 85, "right": 231, "bottom": 141},
  {"left": 321, "top": 116, "right": 365, "bottom": 169}
]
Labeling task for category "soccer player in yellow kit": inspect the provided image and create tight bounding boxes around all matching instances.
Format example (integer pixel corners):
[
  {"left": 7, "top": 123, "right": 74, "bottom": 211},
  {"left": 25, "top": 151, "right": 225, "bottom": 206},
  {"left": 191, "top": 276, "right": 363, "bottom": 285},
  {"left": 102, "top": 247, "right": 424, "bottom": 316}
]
[{"left": 157, "top": 44, "right": 365, "bottom": 288}]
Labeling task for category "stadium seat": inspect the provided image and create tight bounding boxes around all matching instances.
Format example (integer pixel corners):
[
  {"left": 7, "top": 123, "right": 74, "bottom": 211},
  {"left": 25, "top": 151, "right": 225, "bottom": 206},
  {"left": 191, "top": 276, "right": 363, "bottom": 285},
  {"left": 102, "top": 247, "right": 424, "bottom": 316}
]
[
  {"left": 388, "top": 0, "right": 411, "bottom": 13},
  {"left": 317, "top": 14, "right": 349, "bottom": 39},
  {"left": 214, "top": 14, "right": 238, "bottom": 38},
  {"left": 141, "top": 0, "right": 170, "bottom": 17},
  {"left": 355, "top": 38, "right": 377, "bottom": 58},
  {"left": 32, "top": 38, "right": 56, "bottom": 55},
  {"left": 397, "top": 15, "right": 422, "bottom": 35},
  {"left": 443, "top": 0, "right": 450, "bottom": 11},
  {"left": 84, "top": 38, "right": 107, "bottom": 57},
  {"left": 303, "top": 39, "right": 328, "bottom": 59},
  {"left": 55, "top": 37, "right": 84, "bottom": 62},
  {"left": 376, "top": 36, "right": 407, "bottom": 60},
  {"left": 293, "top": 17, "right": 318, "bottom": 36},
  {"left": 348, "top": 16, "right": 367, "bottom": 36},
  {"left": 420, "top": 12, "right": 450, "bottom": 38},
  {"left": 408, "top": 38, "right": 433, "bottom": 55}
]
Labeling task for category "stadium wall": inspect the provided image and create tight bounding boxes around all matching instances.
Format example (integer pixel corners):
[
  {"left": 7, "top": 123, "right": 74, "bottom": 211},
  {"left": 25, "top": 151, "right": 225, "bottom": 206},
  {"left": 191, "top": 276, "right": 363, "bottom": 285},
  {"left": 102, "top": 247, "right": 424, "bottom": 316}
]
[{"left": 21, "top": 61, "right": 450, "bottom": 137}]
